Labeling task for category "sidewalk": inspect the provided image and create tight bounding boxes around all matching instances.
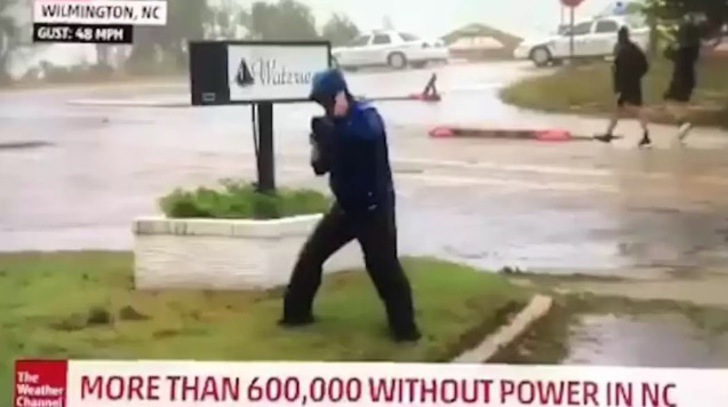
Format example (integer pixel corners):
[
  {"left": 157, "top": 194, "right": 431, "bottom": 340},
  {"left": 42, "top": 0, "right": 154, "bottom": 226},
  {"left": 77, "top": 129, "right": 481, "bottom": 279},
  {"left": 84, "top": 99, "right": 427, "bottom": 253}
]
[{"left": 553, "top": 273, "right": 728, "bottom": 309}]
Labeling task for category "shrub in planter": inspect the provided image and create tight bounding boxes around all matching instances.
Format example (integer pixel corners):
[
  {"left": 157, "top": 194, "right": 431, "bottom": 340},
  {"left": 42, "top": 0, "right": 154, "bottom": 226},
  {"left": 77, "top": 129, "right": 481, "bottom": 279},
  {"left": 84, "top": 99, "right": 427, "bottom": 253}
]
[
  {"left": 134, "top": 179, "right": 362, "bottom": 290},
  {"left": 159, "top": 179, "right": 331, "bottom": 219}
]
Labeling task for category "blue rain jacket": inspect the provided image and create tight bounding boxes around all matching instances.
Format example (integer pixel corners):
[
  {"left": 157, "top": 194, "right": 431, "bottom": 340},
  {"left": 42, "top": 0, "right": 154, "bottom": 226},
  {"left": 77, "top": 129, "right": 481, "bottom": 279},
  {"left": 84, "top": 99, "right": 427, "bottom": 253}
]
[{"left": 309, "top": 69, "right": 395, "bottom": 216}]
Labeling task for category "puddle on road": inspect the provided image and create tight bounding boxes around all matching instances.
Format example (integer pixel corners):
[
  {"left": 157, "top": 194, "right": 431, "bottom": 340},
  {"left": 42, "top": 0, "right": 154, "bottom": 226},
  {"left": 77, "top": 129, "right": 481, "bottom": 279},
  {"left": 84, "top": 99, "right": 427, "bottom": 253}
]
[
  {"left": 492, "top": 297, "right": 728, "bottom": 368},
  {"left": 565, "top": 313, "right": 728, "bottom": 367}
]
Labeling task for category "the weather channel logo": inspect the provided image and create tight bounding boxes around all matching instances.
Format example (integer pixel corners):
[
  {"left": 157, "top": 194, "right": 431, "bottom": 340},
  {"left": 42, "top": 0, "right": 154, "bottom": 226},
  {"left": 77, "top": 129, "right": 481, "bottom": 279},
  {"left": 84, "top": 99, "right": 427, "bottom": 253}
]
[{"left": 33, "top": 0, "right": 167, "bottom": 26}]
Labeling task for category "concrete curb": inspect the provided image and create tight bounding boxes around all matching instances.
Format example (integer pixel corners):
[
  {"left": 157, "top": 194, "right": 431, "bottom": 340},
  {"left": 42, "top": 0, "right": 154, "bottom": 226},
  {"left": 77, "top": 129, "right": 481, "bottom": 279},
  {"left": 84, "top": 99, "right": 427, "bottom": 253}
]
[
  {"left": 67, "top": 99, "right": 190, "bottom": 108},
  {"left": 451, "top": 294, "right": 553, "bottom": 363}
]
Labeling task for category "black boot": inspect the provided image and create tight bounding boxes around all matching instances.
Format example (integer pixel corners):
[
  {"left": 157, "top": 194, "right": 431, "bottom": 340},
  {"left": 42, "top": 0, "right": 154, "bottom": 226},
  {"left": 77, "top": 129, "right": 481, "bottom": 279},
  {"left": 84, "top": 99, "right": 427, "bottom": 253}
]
[
  {"left": 279, "top": 289, "right": 317, "bottom": 328},
  {"left": 391, "top": 325, "right": 422, "bottom": 342},
  {"left": 385, "top": 298, "right": 421, "bottom": 342},
  {"left": 278, "top": 314, "right": 316, "bottom": 328}
]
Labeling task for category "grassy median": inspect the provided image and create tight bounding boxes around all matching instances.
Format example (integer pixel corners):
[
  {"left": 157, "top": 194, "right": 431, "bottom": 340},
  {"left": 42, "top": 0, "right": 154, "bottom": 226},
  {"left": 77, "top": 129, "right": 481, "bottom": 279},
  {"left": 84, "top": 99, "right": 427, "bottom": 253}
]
[
  {"left": 501, "top": 57, "right": 728, "bottom": 128},
  {"left": 0, "top": 252, "right": 529, "bottom": 400}
]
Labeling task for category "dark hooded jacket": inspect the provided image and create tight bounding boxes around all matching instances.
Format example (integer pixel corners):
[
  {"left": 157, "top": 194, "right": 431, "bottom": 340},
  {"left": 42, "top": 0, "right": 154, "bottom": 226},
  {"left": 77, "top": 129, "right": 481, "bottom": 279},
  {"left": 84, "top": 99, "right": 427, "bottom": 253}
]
[
  {"left": 309, "top": 69, "right": 395, "bottom": 217},
  {"left": 670, "top": 21, "right": 701, "bottom": 79},
  {"left": 612, "top": 33, "right": 649, "bottom": 94}
]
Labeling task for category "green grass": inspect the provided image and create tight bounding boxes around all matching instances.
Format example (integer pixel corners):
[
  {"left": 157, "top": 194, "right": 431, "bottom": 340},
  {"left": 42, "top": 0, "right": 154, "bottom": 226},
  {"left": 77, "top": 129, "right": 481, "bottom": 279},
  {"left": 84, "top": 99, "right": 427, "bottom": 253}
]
[
  {"left": 159, "top": 179, "right": 332, "bottom": 219},
  {"left": 0, "top": 252, "right": 529, "bottom": 402},
  {"left": 501, "top": 57, "right": 728, "bottom": 128}
]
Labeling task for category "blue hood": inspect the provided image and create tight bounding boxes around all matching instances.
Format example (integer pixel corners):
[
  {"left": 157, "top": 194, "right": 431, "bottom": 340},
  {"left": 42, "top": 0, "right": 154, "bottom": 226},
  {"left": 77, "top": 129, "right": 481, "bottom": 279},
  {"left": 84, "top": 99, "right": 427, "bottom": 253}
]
[{"left": 309, "top": 69, "right": 349, "bottom": 100}]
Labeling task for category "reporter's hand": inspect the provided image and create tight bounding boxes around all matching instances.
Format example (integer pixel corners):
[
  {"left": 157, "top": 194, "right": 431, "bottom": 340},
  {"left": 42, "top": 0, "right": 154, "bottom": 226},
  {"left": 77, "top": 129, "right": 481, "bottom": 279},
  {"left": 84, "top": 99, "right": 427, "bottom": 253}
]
[
  {"left": 311, "top": 116, "right": 334, "bottom": 139},
  {"left": 309, "top": 134, "right": 321, "bottom": 162}
]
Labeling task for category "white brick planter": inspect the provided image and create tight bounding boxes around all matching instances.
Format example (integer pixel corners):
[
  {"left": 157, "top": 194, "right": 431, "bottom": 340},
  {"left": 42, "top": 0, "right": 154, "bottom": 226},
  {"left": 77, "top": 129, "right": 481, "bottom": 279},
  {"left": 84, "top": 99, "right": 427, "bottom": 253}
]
[{"left": 133, "top": 215, "right": 364, "bottom": 290}]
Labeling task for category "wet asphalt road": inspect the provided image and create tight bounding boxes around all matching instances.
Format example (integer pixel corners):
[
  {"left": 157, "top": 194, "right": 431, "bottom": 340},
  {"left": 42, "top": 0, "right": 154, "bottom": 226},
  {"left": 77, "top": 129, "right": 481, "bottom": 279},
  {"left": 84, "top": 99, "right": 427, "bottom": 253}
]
[
  {"left": 3, "top": 60, "right": 728, "bottom": 367},
  {"left": 565, "top": 313, "right": 728, "bottom": 368},
  {"left": 2, "top": 61, "right": 728, "bottom": 275}
]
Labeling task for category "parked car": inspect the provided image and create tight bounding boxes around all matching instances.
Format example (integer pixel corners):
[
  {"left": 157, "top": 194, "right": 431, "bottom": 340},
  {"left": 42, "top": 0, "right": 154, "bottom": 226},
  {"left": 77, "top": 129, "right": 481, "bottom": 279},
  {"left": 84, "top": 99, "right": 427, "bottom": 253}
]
[
  {"left": 513, "top": 15, "right": 650, "bottom": 67},
  {"left": 331, "top": 31, "right": 449, "bottom": 70}
]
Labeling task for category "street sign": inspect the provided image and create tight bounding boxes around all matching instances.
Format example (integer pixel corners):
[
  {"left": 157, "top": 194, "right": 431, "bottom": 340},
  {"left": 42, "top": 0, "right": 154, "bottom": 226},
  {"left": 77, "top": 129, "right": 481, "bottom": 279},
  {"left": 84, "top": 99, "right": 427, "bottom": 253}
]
[
  {"left": 613, "top": 1, "right": 629, "bottom": 15},
  {"left": 190, "top": 41, "right": 331, "bottom": 105},
  {"left": 188, "top": 41, "right": 331, "bottom": 193},
  {"left": 560, "top": 0, "right": 585, "bottom": 7}
]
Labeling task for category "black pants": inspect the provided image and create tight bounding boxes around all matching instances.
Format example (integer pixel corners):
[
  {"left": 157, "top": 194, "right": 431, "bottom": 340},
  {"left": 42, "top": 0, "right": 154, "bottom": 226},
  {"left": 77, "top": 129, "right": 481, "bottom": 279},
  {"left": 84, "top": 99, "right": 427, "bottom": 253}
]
[
  {"left": 664, "top": 65, "right": 696, "bottom": 103},
  {"left": 282, "top": 203, "right": 418, "bottom": 335}
]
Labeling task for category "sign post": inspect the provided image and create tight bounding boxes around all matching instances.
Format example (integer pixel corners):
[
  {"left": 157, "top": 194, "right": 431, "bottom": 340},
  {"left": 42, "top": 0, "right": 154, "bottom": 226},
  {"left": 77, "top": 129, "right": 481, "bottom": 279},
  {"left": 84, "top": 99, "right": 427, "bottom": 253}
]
[
  {"left": 188, "top": 41, "right": 332, "bottom": 193},
  {"left": 255, "top": 102, "right": 275, "bottom": 192},
  {"left": 560, "top": 0, "right": 585, "bottom": 62},
  {"left": 569, "top": 6, "right": 575, "bottom": 60}
]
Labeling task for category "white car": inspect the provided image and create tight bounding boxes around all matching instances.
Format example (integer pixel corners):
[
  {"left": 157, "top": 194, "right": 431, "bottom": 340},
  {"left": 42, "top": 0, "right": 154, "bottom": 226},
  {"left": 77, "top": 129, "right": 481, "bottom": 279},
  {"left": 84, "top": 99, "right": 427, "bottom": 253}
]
[
  {"left": 514, "top": 15, "right": 650, "bottom": 67},
  {"left": 332, "top": 31, "right": 449, "bottom": 70}
]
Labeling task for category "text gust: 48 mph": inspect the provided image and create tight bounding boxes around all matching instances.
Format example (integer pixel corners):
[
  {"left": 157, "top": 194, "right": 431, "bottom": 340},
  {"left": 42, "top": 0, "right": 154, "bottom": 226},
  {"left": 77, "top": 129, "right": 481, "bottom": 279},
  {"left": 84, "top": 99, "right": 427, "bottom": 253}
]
[{"left": 32, "top": 23, "right": 134, "bottom": 44}]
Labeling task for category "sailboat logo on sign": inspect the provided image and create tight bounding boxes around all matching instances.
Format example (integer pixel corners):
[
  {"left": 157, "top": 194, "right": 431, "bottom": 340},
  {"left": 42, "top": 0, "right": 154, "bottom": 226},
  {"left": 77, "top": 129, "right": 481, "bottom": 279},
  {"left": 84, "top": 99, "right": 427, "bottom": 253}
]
[{"left": 235, "top": 58, "right": 255, "bottom": 87}]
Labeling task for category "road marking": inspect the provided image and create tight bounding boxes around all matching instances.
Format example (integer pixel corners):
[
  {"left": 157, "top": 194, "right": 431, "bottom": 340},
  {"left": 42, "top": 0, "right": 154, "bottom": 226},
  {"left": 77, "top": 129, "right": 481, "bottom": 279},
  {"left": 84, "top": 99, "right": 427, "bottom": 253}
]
[
  {"left": 67, "top": 99, "right": 188, "bottom": 107},
  {"left": 392, "top": 157, "right": 612, "bottom": 176},
  {"left": 209, "top": 158, "right": 728, "bottom": 194},
  {"left": 398, "top": 172, "right": 619, "bottom": 193},
  {"left": 390, "top": 157, "right": 728, "bottom": 186},
  {"left": 232, "top": 163, "right": 613, "bottom": 193},
  {"left": 444, "top": 83, "right": 502, "bottom": 92},
  {"left": 282, "top": 153, "right": 625, "bottom": 178},
  {"left": 280, "top": 154, "right": 728, "bottom": 188}
]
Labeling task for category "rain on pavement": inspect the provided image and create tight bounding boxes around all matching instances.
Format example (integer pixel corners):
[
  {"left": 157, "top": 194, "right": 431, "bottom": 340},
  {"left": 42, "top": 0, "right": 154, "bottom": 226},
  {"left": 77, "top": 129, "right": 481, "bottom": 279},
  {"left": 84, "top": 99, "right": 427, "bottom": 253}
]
[{"left": 3, "top": 61, "right": 728, "bottom": 365}]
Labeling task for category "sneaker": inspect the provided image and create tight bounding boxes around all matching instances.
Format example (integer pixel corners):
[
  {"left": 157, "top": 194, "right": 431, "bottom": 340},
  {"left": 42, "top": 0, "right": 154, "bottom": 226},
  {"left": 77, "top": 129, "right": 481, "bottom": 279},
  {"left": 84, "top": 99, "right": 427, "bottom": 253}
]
[
  {"left": 638, "top": 134, "right": 652, "bottom": 148},
  {"left": 594, "top": 134, "right": 615, "bottom": 143},
  {"left": 676, "top": 122, "right": 693, "bottom": 143}
]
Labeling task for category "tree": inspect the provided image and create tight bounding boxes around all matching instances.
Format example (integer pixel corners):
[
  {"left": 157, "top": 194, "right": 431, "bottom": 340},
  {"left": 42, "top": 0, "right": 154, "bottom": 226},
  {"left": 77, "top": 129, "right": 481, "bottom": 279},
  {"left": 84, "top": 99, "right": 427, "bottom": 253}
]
[
  {"left": 321, "top": 14, "right": 360, "bottom": 46},
  {"left": 645, "top": 0, "right": 727, "bottom": 28},
  {"left": 247, "top": 0, "right": 319, "bottom": 41},
  {"left": 126, "top": 0, "right": 211, "bottom": 74},
  {"left": 638, "top": 0, "right": 727, "bottom": 55},
  {"left": 0, "top": 0, "right": 21, "bottom": 84},
  {"left": 208, "top": 0, "right": 247, "bottom": 40}
]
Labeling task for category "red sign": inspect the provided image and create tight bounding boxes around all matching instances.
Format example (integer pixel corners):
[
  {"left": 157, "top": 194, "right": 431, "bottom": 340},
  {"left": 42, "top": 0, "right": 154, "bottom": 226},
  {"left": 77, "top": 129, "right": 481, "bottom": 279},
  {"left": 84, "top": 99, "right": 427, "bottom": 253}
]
[{"left": 561, "top": 0, "right": 585, "bottom": 7}]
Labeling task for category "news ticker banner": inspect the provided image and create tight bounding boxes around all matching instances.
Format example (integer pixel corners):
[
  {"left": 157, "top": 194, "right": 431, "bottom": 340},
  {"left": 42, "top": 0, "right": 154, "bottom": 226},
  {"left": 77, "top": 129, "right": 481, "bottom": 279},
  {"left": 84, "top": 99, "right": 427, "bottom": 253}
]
[
  {"left": 32, "top": 0, "right": 167, "bottom": 45},
  {"left": 13, "top": 360, "right": 728, "bottom": 407}
]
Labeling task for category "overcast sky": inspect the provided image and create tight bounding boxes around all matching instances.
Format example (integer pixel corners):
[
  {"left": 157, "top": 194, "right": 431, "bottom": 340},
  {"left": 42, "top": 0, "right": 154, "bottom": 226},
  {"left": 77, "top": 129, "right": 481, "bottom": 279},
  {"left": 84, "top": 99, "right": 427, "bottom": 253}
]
[
  {"left": 214, "top": 0, "right": 621, "bottom": 38},
  {"left": 9, "top": 0, "right": 624, "bottom": 76}
]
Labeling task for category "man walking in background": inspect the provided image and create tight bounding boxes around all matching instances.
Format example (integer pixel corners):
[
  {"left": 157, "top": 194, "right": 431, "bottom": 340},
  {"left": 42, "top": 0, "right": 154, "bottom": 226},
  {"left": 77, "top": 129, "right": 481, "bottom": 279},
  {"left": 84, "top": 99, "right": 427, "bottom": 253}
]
[
  {"left": 280, "top": 68, "right": 421, "bottom": 343},
  {"left": 661, "top": 13, "right": 711, "bottom": 145},
  {"left": 595, "top": 26, "right": 651, "bottom": 147}
]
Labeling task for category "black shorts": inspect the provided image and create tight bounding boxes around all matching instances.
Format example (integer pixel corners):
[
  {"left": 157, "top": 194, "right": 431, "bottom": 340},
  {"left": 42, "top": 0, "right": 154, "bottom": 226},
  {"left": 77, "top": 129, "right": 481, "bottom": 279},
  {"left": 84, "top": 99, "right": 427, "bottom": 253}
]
[{"left": 617, "top": 87, "right": 642, "bottom": 107}]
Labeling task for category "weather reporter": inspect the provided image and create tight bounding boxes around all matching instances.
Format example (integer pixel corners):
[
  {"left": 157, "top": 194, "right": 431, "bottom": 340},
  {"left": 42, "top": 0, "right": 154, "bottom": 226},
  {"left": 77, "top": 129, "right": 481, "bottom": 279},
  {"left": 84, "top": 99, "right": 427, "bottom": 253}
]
[{"left": 280, "top": 68, "right": 421, "bottom": 342}]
